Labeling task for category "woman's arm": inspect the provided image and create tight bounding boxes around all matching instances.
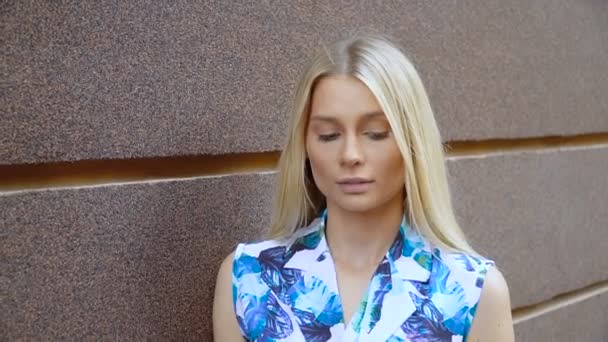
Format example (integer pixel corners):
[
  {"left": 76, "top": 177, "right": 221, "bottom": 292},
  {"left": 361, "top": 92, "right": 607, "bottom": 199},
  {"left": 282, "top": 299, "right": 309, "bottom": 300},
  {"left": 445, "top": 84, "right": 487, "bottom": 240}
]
[
  {"left": 212, "top": 251, "right": 245, "bottom": 342},
  {"left": 467, "top": 266, "right": 515, "bottom": 341}
]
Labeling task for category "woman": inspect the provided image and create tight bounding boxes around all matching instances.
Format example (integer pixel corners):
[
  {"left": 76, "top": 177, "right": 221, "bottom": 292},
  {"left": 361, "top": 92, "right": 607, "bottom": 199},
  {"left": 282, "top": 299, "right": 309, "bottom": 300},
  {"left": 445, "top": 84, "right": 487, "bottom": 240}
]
[{"left": 213, "top": 31, "right": 514, "bottom": 341}]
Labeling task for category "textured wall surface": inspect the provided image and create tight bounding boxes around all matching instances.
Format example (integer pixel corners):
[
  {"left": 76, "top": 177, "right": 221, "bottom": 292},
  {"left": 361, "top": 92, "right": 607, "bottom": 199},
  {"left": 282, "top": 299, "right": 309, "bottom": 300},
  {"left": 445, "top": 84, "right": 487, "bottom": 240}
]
[
  {"left": 2, "top": 174, "right": 274, "bottom": 340},
  {"left": 448, "top": 147, "right": 608, "bottom": 308},
  {"left": 514, "top": 291, "right": 608, "bottom": 341},
  {"left": 2, "top": 0, "right": 608, "bottom": 164},
  {"left": 4, "top": 149, "right": 608, "bottom": 339},
  {"left": 2, "top": 0, "right": 607, "bottom": 341}
]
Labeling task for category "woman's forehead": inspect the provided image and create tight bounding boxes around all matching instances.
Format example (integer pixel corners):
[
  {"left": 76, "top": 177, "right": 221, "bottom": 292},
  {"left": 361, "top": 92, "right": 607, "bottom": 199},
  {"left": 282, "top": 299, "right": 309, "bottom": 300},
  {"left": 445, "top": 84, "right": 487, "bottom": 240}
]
[
  {"left": 309, "top": 75, "right": 384, "bottom": 122},
  {"left": 309, "top": 110, "right": 387, "bottom": 124}
]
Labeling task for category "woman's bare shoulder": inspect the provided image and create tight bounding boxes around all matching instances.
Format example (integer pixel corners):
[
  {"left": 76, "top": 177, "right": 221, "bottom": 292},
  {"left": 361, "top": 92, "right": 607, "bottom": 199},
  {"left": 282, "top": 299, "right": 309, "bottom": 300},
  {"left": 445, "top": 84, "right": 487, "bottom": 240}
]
[
  {"left": 467, "top": 266, "right": 514, "bottom": 341},
  {"left": 212, "top": 250, "right": 244, "bottom": 342},
  {"left": 216, "top": 251, "right": 236, "bottom": 287}
]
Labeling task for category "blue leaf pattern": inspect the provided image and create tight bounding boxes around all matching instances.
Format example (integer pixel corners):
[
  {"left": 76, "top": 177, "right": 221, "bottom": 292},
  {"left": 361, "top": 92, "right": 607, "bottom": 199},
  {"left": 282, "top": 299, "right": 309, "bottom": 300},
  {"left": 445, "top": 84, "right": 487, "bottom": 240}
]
[
  {"left": 454, "top": 254, "right": 475, "bottom": 272},
  {"left": 259, "top": 246, "right": 302, "bottom": 302},
  {"left": 239, "top": 291, "right": 267, "bottom": 337},
  {"left": 288, "top": 275, "right": 341, "bottom": 324},
  {"left": 260, "top": 293, "right": 294, "bottom": 340},
  {"left": 293, "top": 308, "right": 332, "bottom": 342},
  {"left": 367, "top": 260, "right": 392, "bottom": 332},
  {"left": 232, "top": 210, "right": 494, "bottom": 341},
  {"left": 401, "top": 292, "right": 452, "bottom": 341}
]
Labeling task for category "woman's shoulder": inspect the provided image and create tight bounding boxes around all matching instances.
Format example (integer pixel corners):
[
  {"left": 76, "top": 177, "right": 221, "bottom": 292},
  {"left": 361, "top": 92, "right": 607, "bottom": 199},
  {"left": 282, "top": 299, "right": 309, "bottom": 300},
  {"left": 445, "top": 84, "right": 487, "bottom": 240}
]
[
  {"left": 232, "top": 218, "right": 323, "bottom": 276},
  {"left": 426, "top": 246, "right": 499, "bottom": 336},
  {"left": 432, "top": 246, "right": 496, "bottom": 284},
  {"left": 234, "top": 218, "right": 322, "bottom": 261},
  {"left": 216, "top": 233, "right": 299, "bottom": 340},
  {"left": 431, "top": 247, "right": 513, "bottom": 340},
  {"left": 228, "top": 219, "right": 325, "bottom": 339}
]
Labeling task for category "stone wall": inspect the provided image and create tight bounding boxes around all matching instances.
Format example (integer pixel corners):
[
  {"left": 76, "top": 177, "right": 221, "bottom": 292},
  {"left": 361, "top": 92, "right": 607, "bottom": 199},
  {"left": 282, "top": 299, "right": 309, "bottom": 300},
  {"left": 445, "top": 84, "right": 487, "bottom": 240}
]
[{"left": 2, "top": 1, "right": 607, "bottom": 340}]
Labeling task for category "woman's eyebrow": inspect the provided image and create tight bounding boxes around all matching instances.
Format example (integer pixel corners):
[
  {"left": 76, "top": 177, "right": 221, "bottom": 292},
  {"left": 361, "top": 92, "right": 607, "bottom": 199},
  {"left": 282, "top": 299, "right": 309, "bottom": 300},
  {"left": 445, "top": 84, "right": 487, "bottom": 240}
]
[
  {"left": 361, "top": 111, "right": 385, "bottom": 120},
  {"left": 309, "top": 115, "right": 338, "bottom": 123},
  {"left": 310, "top": 110, "right": 385, "bottom": 122}
]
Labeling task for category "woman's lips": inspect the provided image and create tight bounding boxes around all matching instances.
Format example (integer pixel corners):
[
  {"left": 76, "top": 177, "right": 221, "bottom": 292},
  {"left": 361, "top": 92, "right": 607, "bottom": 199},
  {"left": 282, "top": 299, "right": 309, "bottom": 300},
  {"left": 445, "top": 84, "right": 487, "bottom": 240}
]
[{"left": 336, "top": 179, "right": 374, "bottom": 194}]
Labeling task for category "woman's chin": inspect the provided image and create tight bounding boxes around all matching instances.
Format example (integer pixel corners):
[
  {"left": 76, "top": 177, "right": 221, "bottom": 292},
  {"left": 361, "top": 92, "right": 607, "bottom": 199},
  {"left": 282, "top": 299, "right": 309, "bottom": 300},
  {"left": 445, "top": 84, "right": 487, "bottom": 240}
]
[{"left": 330, "top": 196, "right": 383, "bottom": 214}]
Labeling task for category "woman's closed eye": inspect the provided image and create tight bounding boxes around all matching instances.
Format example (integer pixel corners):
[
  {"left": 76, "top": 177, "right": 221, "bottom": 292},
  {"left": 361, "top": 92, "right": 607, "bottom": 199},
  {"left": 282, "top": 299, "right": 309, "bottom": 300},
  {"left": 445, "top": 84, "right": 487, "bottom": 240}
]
[
  {"left": 318, "top": 131, "right": 390, "bottom": 142},
  {"left": 318, "top": 133, "right": 340, "bottom": 142},
  {"left": 365, "top": 131, "right": 390, "bottom": 140}
]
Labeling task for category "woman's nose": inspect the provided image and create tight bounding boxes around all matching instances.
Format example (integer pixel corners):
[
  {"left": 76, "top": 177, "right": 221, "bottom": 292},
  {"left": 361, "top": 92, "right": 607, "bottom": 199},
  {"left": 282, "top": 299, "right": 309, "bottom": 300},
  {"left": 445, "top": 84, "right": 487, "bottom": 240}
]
[{"left": 340, "top": 134, "right": 364, "bottom": 167}]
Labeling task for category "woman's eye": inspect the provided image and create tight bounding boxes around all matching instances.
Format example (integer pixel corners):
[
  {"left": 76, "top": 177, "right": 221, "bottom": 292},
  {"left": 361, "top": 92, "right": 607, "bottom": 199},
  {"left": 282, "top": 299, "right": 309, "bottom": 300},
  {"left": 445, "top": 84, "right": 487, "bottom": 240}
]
[
  {"left": 318, "top": 133, "right": 340, "bottom": 142},
  {"left": 366, "top": 131, "right": 390, "bottom": 140}
]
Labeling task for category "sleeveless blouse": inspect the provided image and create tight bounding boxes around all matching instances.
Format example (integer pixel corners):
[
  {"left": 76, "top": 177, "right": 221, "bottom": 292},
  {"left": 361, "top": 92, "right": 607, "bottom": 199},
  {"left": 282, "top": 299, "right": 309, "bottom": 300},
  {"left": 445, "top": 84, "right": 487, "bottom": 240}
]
[{"left": 232, "top": 210, "right": 494, "bottom": 341}]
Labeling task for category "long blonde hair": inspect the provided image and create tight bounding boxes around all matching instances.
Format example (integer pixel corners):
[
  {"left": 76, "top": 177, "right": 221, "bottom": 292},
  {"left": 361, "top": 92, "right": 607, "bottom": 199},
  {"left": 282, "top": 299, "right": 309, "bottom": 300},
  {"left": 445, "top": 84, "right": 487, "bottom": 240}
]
[{"left": 269, "top": 30, "right": 476, "bottom": 255}]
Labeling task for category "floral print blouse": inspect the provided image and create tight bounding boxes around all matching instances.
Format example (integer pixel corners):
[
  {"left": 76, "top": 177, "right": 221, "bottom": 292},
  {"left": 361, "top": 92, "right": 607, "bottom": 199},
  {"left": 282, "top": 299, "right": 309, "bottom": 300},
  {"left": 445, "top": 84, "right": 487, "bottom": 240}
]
[{"left": 232, "top": 209, "right": 494, "bottom": 341}]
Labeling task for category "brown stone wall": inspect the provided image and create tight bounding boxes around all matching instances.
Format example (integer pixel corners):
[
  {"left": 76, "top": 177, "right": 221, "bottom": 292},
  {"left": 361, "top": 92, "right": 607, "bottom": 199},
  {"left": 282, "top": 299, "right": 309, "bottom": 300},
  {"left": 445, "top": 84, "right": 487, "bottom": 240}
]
[{"left": 2, "top": 1, "right": 607, "bottom": 340}]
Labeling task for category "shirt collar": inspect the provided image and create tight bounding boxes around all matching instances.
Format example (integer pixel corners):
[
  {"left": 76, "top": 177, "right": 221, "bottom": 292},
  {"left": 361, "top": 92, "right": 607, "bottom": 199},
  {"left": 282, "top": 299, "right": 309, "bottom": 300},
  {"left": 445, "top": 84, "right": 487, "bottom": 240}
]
[{"left": 284, "top": 208, "right": 433, "bottom": 283}]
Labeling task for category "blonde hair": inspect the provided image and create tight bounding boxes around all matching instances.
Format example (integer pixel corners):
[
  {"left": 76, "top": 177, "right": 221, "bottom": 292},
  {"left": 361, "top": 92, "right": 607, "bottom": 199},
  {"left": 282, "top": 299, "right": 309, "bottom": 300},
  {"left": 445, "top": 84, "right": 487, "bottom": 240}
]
[{"left": 269, "top": 30, "right": 477, "bottom": 255}]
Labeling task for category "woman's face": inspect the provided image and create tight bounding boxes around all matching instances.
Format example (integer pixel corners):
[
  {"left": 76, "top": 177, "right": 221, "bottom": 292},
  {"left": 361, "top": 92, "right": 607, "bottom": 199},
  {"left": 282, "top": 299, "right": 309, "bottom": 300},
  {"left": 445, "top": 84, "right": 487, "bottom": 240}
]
[{"left": 305, "top": 74, "right": 405, "bottom": 214}]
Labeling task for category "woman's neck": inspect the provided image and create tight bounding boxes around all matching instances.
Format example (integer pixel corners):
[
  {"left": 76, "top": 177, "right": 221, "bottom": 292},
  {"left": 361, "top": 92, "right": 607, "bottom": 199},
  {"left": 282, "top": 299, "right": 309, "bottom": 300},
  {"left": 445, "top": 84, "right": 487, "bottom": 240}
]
[{"left": 324, "top": 200, "right": 404, "bottom": 269}]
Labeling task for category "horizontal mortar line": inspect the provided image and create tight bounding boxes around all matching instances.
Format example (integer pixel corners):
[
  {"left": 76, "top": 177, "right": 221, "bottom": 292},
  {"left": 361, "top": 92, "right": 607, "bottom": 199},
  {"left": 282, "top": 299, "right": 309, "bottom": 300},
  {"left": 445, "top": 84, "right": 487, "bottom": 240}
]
[
  {"left": 1, "top": 132, "right": 607, "bottom": 193},
  {"left": 445, "top": 131, "right": 608, "bottom": 159},
  {"left": 512, "top": 280, "right": 608, "bottom": 325},
  {"left": 0, "top": 152, "right": 281, "bottom": 194}
]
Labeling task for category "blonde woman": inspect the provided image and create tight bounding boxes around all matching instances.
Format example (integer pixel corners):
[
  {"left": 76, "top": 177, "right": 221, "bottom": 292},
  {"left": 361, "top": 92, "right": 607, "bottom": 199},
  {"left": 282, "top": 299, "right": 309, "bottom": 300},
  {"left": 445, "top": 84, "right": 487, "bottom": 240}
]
[{"left": 213, "top": 31, "right": 514, "bottom": 341}]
